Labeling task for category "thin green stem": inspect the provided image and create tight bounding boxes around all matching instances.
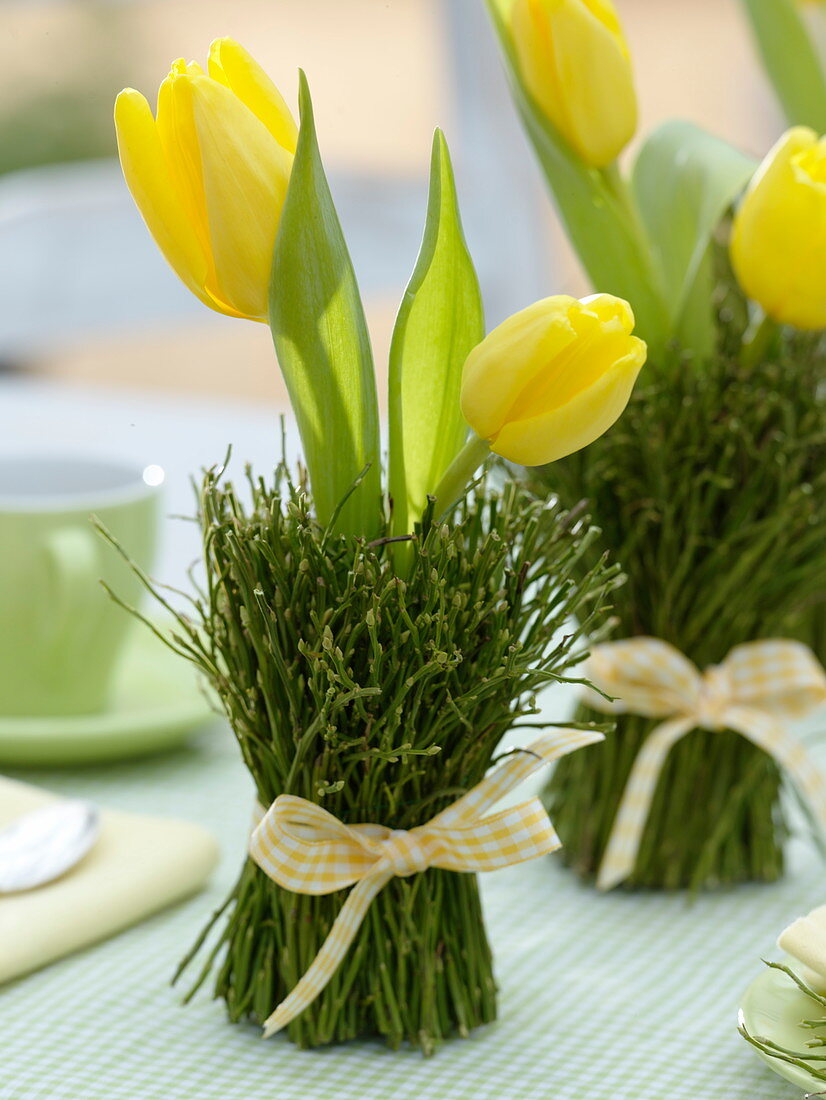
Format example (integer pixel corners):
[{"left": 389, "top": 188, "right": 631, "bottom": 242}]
[
  {"left": 740, "top": 312, "right": 779, "bottom": 368},
  {"left": 599, "top": 162, "right": 668, "bottom": 299},
  {"left": 600, "top": 164, "right": 648, "bottom": 259},
  {"left": 431, "top": 434, "right": 491, "bottom": 518}
]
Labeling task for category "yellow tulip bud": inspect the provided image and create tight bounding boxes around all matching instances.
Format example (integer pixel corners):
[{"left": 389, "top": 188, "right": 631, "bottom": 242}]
[
  {"left": 114, "top": 38, "right": 297, "bottom": 322},
  {"left": 730, "top": 127, "right": 826, "bottom": 331},
  {"left": 509, "top": 0, "right": 637, "bottom": 167},
  {"left": 460, "top": 294, "right": 646, "bottom": 466}
]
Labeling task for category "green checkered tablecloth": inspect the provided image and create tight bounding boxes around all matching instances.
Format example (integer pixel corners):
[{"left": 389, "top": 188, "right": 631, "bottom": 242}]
[{"left": 3, "top": 708, "right": 825, "bottom": 1100}]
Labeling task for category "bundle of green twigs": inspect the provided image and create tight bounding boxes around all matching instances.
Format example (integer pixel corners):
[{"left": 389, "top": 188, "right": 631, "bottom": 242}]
[
  {"left": 535, "top": 274, "right": 826, "bottom": 892},
  {"left": 106, "top": 461, "right": 618, "bottom": 1051}
]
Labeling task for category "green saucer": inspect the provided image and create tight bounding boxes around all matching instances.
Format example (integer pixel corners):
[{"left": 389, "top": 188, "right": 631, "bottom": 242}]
[
  {"left": 0, "top": 625, "right": 216, "bottom": 766},
  {"left": 740, "top": 960, "right": 826, "bottom": 1093}
]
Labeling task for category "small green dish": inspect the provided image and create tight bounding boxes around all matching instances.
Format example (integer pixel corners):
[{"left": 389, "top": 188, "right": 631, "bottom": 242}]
[
  {"left": 0, "top": 624, "right": 215, "bottom": 766},
  {"left": 740, "top": 960, "right": 826, "bottom": 1094}
]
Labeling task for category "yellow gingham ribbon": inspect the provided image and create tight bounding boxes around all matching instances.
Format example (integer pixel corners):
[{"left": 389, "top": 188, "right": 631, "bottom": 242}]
[
  {"left": 583, "top": 637, "right": 826, "bottom": 891},
  {"left": 249, "top": 726, "right": 601, "bottom": 1037}
]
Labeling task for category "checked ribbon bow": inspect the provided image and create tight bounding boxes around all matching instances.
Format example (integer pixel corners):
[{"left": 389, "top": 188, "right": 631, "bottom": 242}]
[
  {"left": 249, "top": 726, "right": 601, "bottom": 1037},
  {"left": 583, "top": 637, "right": 826, "bottom": 891}
]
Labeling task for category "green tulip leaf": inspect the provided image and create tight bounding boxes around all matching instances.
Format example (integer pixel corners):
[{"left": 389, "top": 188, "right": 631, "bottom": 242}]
[
  {"left": 269, "top": 71, "right": 381, "bottom": 537},
  {"left": 740, "top": 0, "right": 826, "bottom": 132},
  {"left": 483, "top": 0, "right": 671, "bottom": 357},
  {"left": 387, "top": 130, "right": 484, "bottom": 536},
  {"left": 632, "top": 120, "right": 756, "bottom": 355}
]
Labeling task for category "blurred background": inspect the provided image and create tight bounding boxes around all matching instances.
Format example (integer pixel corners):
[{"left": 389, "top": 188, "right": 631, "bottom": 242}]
[{"left": 0, "top": 0, "right": 785, "bottom": 405}]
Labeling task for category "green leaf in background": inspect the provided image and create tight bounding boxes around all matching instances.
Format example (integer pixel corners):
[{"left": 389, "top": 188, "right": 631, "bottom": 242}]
[
  {"left": 388, "top": 130, "right": 484, "bottom": 536},
  {"left": 269, "top": 71, "right": 381, "bottom": 538},
  {"left": 740, "top": 0, "right": 826, "bottom": 132},
  {"left": 483, "top": 0, "right": 671, "bottom": 359},
  {"left": 632, "top": 121, "right": 756, "bottom": 355}
]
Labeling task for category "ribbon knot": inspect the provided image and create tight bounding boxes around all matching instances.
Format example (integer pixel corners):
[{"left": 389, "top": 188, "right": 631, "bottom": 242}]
[
  {"left": 695, "top": 664, "right": 729, "bottom": 731},
  {"left": 381, "top": 829, "right": 431, "bottom": 877},
  {"left": 583, "top": 636, "right": 826, "bottom": 891},
  {"left": 249, "top": 726, "right": 603, "bottom": 1038}
]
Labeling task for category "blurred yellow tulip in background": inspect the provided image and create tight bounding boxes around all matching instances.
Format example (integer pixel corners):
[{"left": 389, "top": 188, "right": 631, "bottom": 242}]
[
  {"left": 731, "top": 126, "right": 826, "bottom": 330},
  {"left": 509, "top": 0, "right": 637, "bottom": 167}
]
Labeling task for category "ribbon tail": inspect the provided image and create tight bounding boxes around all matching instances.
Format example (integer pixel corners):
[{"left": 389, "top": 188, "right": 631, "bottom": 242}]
[
  {"left": 725, "top": 705, "right": 826, "bottom": 835},
  {"left": 261, "top": 867, "right": 393, "bottom": 1038},
  {"left": 596, "top": 717, "right": 695, "bottom": 891},
  {"left": 434, "top": 727, "right": 605, "bottom": 827}
]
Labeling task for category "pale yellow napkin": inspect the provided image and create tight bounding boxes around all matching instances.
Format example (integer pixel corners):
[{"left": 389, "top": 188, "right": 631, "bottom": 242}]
[
  {"left": 778, "top": 904, "right": 826, "bottom": 991},
  {"left": 0, "top": 776, "right": 219, "bottom": 985}
]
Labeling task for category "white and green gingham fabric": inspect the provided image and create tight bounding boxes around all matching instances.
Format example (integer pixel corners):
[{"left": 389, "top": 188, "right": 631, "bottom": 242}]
[{"left": 3, "top": 710, "right": 826, "bottom": 1100}]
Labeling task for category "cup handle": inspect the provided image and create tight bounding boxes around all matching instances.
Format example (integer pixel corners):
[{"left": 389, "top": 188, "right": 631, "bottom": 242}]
[{"left": 42, "top": 525, "right": 101, "bottom": 653}]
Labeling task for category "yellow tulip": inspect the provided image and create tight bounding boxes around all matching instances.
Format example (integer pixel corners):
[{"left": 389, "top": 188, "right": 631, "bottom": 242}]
[
  {"left": 730, "top": 127, "right": 826, "bottom": 330},
  {"left": 509, "top": 0, "right": 637, "bottom": 167},
  {"left": 460, "top": 294, "right": 646, "bottom": 466},
  {"left": 114, "top": 38, "right": 297, "bottom": 322}
]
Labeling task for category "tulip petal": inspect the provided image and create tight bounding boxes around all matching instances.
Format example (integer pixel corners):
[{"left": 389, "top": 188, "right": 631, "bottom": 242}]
[
  {"left": 154, "top": 72, "right": 249, "bottom": 319},
  {"left": 511, "top": 0, "right": 636, "bottom": 167},
  {"left": 582, "top": 0, "right": 627, "bottom": 45},
  {"left": 461, "top": 296, "right": 580, "bottom": 440},
  {"left": 506, "top": 320, "right": 634, "bottom": 417},
  {"left": 155, "top": 71, "right": 211, "bottom": 263},
  {"left": 582, "top": 292, "right": 636, "bottom": 328},
  {"left": 490, "top": 338, "right": 645, "bottom": 465},
  {"left": 511, "top": 0, "right": 571, "bottom": 142},
  {"left": 208, "top": 38, "right": 298, "bottom": 154},
  {"left": 114, "top": 88, "right": 215, "bottom": 311},
  {"left": 189, "top": 75, "right": 293, "bottom": 321},
  {"left": 549, "top": 0, "right": 637, "bottom": 166},
  {"left": 731, "top": 127, "right": 826, "bottom": 329}
]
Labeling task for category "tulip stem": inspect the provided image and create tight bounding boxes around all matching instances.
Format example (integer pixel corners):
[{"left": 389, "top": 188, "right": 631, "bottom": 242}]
[
  {"left": 740, "top": 313, "right": 778, "bottom": 368},
  {"left": 600, "top": 162, "right": 664, "bottom": 292},
  {"left": 431, "top": 435, "right": 492, "bottom": 518},
  {"left": 601, "top": 163, "right": 643, "bottom": 238},
  {"left": 598, "top": 162, "right": 671, "bottom": 357}
]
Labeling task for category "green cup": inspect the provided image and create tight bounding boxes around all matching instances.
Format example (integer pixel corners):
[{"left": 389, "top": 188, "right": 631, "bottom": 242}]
[{"left": 0, "top": 455, "right": 161, "bottom": 717}]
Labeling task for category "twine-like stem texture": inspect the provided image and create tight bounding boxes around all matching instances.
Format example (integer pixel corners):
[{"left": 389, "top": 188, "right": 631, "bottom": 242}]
[
  {"left": 533, "top": 275, "right": 826, "bottom": 891},
  {"left": 104, "top": 466, "right": 619, "bottom": 1050}
]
